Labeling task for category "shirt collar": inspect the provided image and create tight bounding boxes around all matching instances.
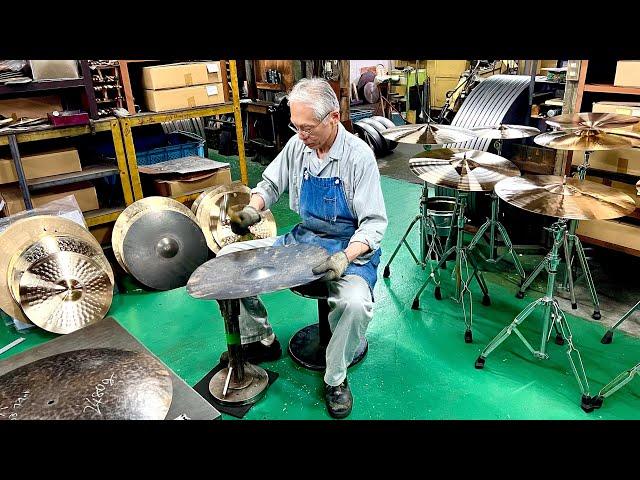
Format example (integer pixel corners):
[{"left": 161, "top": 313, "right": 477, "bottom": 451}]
[{"left": 303, "top": 122, "right": 346, "bottom": 161}]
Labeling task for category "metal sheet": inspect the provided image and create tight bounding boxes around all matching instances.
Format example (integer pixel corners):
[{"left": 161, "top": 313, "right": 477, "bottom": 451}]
[
  {"left": 0, "top": 348, "right": 172, "bottom": 420},
  {"left": 187, "top": 244, "right": 329, "bottom": 300}
]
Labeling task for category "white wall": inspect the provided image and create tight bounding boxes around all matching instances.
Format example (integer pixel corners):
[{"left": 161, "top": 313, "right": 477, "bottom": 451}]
[{"left": 349, "top": 60, "right": 391, "bottom": 84}]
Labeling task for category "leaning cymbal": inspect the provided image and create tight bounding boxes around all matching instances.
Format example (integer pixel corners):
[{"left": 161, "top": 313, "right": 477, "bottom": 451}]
[
  {"left": 9, "top": 235, "right": 114, "bottom": 304},
  {"left": 494, "top": 175, "right": 637, "bottom": 220},
  {"left": 470, "top": 123, "right": 540, "bottom": 140},
  {"left": 380, "top": 123, "right": 478, "bottom": 145},
  {"left": 0, "top": 216, "right": 103, "bottom": 324},
  {"left": 19, "top": 251, "right": 113, "bottom": 334},
  {"left": 191, "top": 181, "right": 243, "bottom": 215},
  {"left": 545, "top": 112, "right": 640, "bottom": 130},
  {"left": 409, "top": 148, "right": 521, "bottom": 192},
  {"left": 534, "top": 128, "right": 640, "bottom": 150},
  {"left": 0, "top": 348, "right": 172, "bottom": 420}
]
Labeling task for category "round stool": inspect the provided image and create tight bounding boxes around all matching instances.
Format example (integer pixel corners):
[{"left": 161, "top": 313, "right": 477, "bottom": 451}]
[{"left": 289, "top": 281, "right": 368, "bottom": 371}]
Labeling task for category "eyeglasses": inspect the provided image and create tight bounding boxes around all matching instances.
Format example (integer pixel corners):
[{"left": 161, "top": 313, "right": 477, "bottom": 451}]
[{"left": 288, "top": 111, "right": 332, "bottom": 137}]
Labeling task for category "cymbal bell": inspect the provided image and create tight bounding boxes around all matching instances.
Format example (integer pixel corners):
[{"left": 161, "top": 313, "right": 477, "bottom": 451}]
[
  {"left": 409, "top": 148, "right": 521, "bottom": 192},
  {"left": 0, "top": 216, "right": 103, "bottom": 324},
  {"left": 534, "top": 128, "right": 640, "bottom": 151},
  {"left": 545, "top": 112, "right": 640, "bottom": 130},
  {"left": 470, "top": 123, "right": 541, "bottom": 140},
  {"left": 380, "top": 123, "right": 478, "bottom": 145},
  {"left": 494, "top": 175, "right": 637, "bottom": 220},
  {"left": 19, "top": 251, "right": 113, "bottom": 334}
]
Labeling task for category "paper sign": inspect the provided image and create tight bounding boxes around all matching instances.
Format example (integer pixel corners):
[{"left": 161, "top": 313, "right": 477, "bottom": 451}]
[
  {"left": 206, "top": 85, "right": 218, "bottom": 96},
  {"left": 207, "top": 63, "right": 219, "bottom": 73}
]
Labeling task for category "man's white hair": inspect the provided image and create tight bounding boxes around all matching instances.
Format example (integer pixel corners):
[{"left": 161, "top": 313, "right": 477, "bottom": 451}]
[{"left": 287, "top": 77, "right": 340, "bottom": 121}]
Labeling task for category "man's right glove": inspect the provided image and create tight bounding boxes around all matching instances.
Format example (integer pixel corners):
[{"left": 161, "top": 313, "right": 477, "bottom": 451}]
[{"left": 228, "top": 204, "right": 261, "bottom": 235}]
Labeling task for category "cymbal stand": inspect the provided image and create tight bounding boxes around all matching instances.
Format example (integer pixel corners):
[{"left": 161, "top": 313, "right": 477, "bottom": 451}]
[
  {"left": 475, "top": 219, "right": 596, "bottom": 412},
  {"left": 600, "top": 299, "right": 639, "bottom": 344},
  {"left": 411, "top": 191, "right": 491, "bottom": 343},
  {"left": 589, "top": 361, "right": 640, "bottom": 411},
  {"left": 466, "top": 138, "right": 526, "bottom": 281}
]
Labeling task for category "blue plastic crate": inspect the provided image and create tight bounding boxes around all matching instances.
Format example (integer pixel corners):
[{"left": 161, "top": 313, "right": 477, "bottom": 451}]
[{"left": 136, "top": 131, "right": 205, "bottom": 166}]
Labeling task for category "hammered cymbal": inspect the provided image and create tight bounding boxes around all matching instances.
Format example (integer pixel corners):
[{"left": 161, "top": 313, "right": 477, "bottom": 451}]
[
  {"left": 534, "top": 128, "right": 640, "bottom": 151},
  {"left": 409, "top": 148, "right": 521, "bottom": 192},
  {"left": 191, "top": 181, "right": 243, "bottom": 215},
  {"left": 112, "top": 197, "right": 197, "bottom": 273},
  {"left": 187, "top": 243, "right": 328, "bottom": 300},
  {"left": 9, "top": 235, "right": 114, "bottom": 305},
  {"left": 0, "top": 216, "right": 103, "bottom": 324},
  {"left": 545, "top": 112, "right": 640, "bottom": 130},
  {"left": 0, "top": 348, "right": 172, "bottom": 420},
  {"left": 470, "top": 123, "right": 541, "bottom": 140},
  {"left": 494, "top": 175, "right": 637, "bottom": 220},
  {"left": 121, "top": 209, "right": 208, "bottom": 290},
  {"left": 380, "top": 123, "right": 478, "bottom": 145}
]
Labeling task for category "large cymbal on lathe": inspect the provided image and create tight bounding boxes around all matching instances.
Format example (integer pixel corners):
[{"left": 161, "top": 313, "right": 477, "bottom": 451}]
[
  {"left": 18, "top": 252, "right": 113, "bottom": 334},
  {"left": 196, "top": 183, "right": 277, "bottom": 253},
  {"left": 494, "top": 175, "right": 637, "bottom": 220},
  {"left": 545, "top": 112, "right": 640, "bottom": 130},
  {"left": 187, "top": 244, "right": 328, "bottom": 300},
  {"left": 0, "top": 216, "right": 103, "bottom": 325},
  {"left": 0, "top": 348, "right": 172, "bottom": 420},
  {"left": 380, "top": 123, "right": 478, "bottom": 145},
  {"left": 470, "top": 123, "right": 541, "bottom": 140},
  {"left": 8, "top": 235, "right": 114, "bottom": 305},
  {"left": 408, "top": 148, "right": 521, "bottom": 192},
  {"left": 534, "top": 128, "right": 640, "bottom": 151},
  {"left": 112, "top": 196, "right": 198, "bottom": 274}
]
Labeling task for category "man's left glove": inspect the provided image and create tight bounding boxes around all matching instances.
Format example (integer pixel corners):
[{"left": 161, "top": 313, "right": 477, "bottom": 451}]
[
  {"left": 312, "top": 251, "right": 349, "bottom": 282},
  {"left": 228, "top": 205, "right": 261, "bottom": 235}
]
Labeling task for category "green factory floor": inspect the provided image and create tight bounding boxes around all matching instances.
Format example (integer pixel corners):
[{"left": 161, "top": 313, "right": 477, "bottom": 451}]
[{"left": 1, "top": 152, "right": 638, "bottom": 421}]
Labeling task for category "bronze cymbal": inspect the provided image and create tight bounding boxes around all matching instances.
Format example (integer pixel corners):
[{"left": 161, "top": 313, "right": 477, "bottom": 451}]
[
  {"left": 534, "top": 128, "right": 640, "bottom": 151},
  {"left": 112, "top": 197, "right": 197, "bottom": 273},
  {"left": 545, "top": 112, "right": 640, "bottom": 130},
  {"left": 408, "top": 148, "right": 521, "bottom": 192},
  {"left": 0, "top": 348, "right": 172, "bottom": 420},
  {"left": 0, "top": 216, "right": 103, "bottom": 325},
  {"left": 380, "top": 123, "right": 478, "bottom": 145},
  {"left": 191, "top": 181, "right": 243, "bottom": 215},
  {"left": 494, "top": 175, "right": 637, "bottom": 220},
  {"left": 18, "top": 251, "right": 113, "bottom": 334},
  {"left": 470, "top": 123, "right": 541, "bottom": 140},
  {"left": 9, "top": 235, "right": 114, "bottom": 304}
]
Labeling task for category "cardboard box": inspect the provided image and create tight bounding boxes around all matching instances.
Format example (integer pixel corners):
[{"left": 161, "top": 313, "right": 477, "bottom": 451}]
[
  {"left": 142, "top": 62, "right": 223, "bottom": 90},
  {"left": 0, "top": 148, "right": 82, "bottom": 185},
  {"left": 0, "top": 182, "right": 99, "bottom": 216},
  {"left": 573, "top": 149, "right": 640, "bottom": 176},
  {"left": 577, "top": 219, "right": 640, "bottom": 252},
  {"left": 90, "top": 223, "right": 113, "bottom": 245},
  {"left": 144, "top": 84, "right": 225, "bottom": 112},
  {"left": 614, "top": 61, "right": 640, "bottom": 88},
  {"left": 0, "top": 95, "right": 63, "bottom": 119},
  {"left": 152, "top": 167, "right": 231, "bottom": 197}
]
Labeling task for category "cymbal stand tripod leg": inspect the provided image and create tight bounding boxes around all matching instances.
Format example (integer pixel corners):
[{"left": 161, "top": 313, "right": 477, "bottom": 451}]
[
  {"left": 590, "top": 361, "right": 640, "bottom": 410},
  {"left": 601, "top": 300, "right": 640, "bottom": 344}
]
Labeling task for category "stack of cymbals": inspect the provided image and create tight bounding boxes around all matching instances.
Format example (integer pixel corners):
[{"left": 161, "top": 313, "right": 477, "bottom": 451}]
[
  {"left": 192, "top": 182, "right": 277, "bottom": 254},
  {"left": 112, "top": 197, "right": 208, "bottom": 290},
  {"left": 0, "top": 216, "right": 114, "bottom": 334}
]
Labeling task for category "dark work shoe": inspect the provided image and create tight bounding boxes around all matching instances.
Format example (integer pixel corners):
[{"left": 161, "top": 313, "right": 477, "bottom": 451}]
[
  {"left": 324, "top": 378, "right": 353, "bottom": 419},
  {"left": 219, "top": 338, "right": 282, "bottom": 366}
]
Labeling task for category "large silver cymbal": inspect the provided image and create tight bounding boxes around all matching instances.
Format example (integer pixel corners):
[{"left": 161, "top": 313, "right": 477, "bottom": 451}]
[
  {"left": 187, "top": 244, "right": 328, "bottom": 300},
  {"left": 545, "top": 112, "right": 640, "bottom": 130},
  {"left": 409, "top": 148, "right": 521, "bottom": 192},
  {"left": 470, "top": 123, "right": 541, "bottom": 140},
  {"left": 380, "top": 123, "right": 478, "bottom": 145},
  {"left": 534, "top": 128, "right": 640, "bottom": 151},
  {"left": 0, "top": 348, "right": 172, "bottom": 420},
  {"left": 494, "top": 175, "right": 637, "bottom": 220}
]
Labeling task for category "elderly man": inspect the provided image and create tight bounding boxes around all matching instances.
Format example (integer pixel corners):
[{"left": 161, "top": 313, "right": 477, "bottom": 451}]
[{"left": 220, "top": 77, "right": 387, "bottom": 419}]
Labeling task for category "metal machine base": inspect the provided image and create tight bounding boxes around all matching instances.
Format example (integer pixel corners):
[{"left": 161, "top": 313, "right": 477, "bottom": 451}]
[
  {"left": 288, "top": 324, "right": 368, "bottom": 371},
  {"left": 208, "top": 363, "right": 269, "bottom": 406}
]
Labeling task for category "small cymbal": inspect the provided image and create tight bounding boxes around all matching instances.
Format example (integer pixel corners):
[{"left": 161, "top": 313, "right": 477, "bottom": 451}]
[
  {"left": 494, "top": 175, "right": 637, "bottom": 220},
  {"left": 470, "top": 123, "right": 541, "bottom": 140},
  {"left": 534, "top": 129, "right": 640, "bottom": 151},
  {"left": 380, "top": 123, "right": 478, "bottom": 145},
  {"left": 191, "top": 181, "right": 242, "bottom": 215},
  {"left": 19, "top": 251, "right": 113, "bottom": 334},
  {"left": 545, "top": 112, "right": 640, "bottom": 130},
  {"left": 0, "top": 216, "right": 103, "bottom": 324},
  {"left": 409, "top": 148, "right": 521, "bottom": 192},
  {"left": 0, "top": 348, "right": 172, "bottom": 420}
]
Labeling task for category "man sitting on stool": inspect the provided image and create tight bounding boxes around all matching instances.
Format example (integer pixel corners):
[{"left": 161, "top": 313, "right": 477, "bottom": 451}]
[{"left": 221, "top": 77, "right": 387, "bottom": 419}]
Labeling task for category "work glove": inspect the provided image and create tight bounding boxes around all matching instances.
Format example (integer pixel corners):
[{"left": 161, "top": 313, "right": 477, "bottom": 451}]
[
  {"left": 312, "top": 251, "right": 349, "bottom": 282},
  {"left": 228, "top": 204, "right": 261, "bottom": 235}
]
